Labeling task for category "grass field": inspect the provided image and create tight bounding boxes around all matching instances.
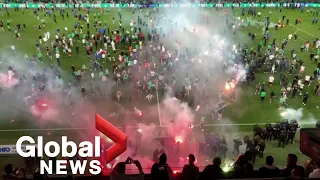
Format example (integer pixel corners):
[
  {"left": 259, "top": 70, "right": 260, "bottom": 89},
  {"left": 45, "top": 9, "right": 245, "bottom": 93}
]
[{"left": 0, "top": 6, "right": 319, "bottom": 171}]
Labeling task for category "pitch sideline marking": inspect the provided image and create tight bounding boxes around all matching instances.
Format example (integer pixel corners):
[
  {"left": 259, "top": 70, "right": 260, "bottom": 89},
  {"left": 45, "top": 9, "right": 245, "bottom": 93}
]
[
  {"left": 289, "top": 24, "right": 317, "bottom": 38},
  {"left": 0, "top": 121, "right": 315, "bottom": 132}
]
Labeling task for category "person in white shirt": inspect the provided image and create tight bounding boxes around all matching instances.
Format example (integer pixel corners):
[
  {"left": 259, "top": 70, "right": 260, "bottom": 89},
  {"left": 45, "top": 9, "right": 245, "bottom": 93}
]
[
  {"left": 297, "top": 79, "right": 302, "bottom": 87},
  {"left": 305, "top": 75, "right": 311, "bottom": 86},
  {"left": 45, "top": 31, "right": 50, "bottom": 39},
  {"left": 116, "top": 91, "right": 121, "bottom": 101},
  {"left": 69, "top": 38, "right": 73, "bottom": 47},
  {"left": 309, "top": 160, "right": 320, "bottom": 178},
  {"left": 283, "top": 92, "right": 287, "bottom": 102},
  {"left": 110, "top": 160, "right": 144, "bottom": 180},
  {"left": 8, "top": 69, "right": 13, "bottom": 80},
  {"left": 102, "top": 75, "right": 107, "bottom": 82},
  {"left": 316, "top": 39, "right": 320, "bottom": 49},
  {"left": 305, "top": 41, "right": 310, "bottom": 51},
  {"left": 11, "top": 45, "right": 16, "bottom": 53},
  {"left": 150, "top": 71, "right": 155, "bottom": 77},
  {"left": 298, "top": 80, "right": 304, "bottom": 95},
  {"left": 55, "top": 53, "right": 60, "bottom": 59},
  {"left": 288, "top": 34, "right": 292, "bottom": 41},
  {"left": 269, "top": 75, "right": 274, "bottom": 87},
  {"left": 43, "top": 37, "right": 47, "bottom": 45},
  {"left": 111, "top": 41, "right": 116, "bottom": 52},
  {"left": 292, "top": 53, "right": 297, "bottom": 59},
  {"left": 300, "top": 65, "right": 305, "bottom": 73},
  {"left": 271, "top": 64, "right": 276, "bottom": 74},
  {"left": 146, "top": 93, "right": 153, "bottom": 103}
]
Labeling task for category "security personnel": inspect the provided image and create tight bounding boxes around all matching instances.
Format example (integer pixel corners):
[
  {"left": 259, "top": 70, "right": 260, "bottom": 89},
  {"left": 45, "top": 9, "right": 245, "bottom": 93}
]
[{"left": 278, "top": 128, "right": 287, "bottom": 148}]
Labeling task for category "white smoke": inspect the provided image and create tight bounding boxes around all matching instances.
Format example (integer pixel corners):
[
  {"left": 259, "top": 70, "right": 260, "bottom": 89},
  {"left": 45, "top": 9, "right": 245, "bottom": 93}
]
[{"left": 280, "top": 108, "right": 317, "bottom": 127}]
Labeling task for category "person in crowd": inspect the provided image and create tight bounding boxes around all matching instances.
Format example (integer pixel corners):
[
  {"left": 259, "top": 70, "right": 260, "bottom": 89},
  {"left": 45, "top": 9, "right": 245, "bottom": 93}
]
[
  {"left": 201, "top": 157, "right": 224, "bottom": 180},
  {"left": 151, "top": 153, "right": 174, "bottom": 180},
  {"left": 181, "top": 154, "right": 199, "bottom": 180},
  {"left": 32, "top": 171, "right": 49, "bottom": 180},
  {"left": 233, "top": 153, "right": 253, "bottom": 179},
  {"left": 244, "top": 151, "right": 255, "bottom": 169},
  {"left": 306, "top": 159, "right": 320, "bottom": 178},
  {"left": 233, "top": 139, "right": 242, "bottom": 155},
  {"left": 110, "top": 157, "right": 144, "bottom": 180},
  {"left": 258, "top": 156, "right": 280, "bottom": 178},
  {"left": 3, "top": 164, "right": 26, "bottom": 180},
  {"left": 291, "top": 167, "right": 303, "bottom": 178},
  {"left": 282, "top": 154, "right": 304, "bottom": 177}
]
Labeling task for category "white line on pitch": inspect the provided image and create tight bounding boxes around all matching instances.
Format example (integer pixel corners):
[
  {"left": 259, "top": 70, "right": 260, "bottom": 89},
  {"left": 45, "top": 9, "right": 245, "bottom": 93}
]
[
  {"left": 0, "top": 121, "right": 315, "bottom": 132},
  {"left": 289, "top": 24, "right": 317, "bottom": 38}
]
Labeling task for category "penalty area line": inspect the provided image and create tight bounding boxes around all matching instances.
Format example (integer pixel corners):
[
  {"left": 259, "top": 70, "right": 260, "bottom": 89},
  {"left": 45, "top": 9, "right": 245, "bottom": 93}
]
[
  {"left": 289, "top": 24, "right": 317, "bottom": 38},
  {"left": 0, "top": 122, "right": 315, "bottom": 132}
]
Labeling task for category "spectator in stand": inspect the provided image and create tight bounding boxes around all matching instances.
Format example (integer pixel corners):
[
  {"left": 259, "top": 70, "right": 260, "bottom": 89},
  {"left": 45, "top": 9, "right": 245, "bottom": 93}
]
[
  {"left": 151, "top": 153, "right": 174, "bottom": 180},
  {"left": 282, "top": 154, "right": 305, "bottom": 177},
  {"left": 3, "top": 164, "right": 26, "bottom": 180},
  {"left": 32, "top": 171, "right": 49, "bottom": 180},
  {"left": 244, "top": 151, "right": 254, "bottom": 173},
  {"left": 258, "top": 156, "right": 280, "bottom": 178},
  {"left": 181, "top": 154, "right": 199, "bottom": 180},
  {"left": 233, "top": 152, "right": 254, "bottom": 178},
  {"left": 110, "top": 158, "right": 144, "bottom": 180},
  {"left": 201, "top": 157, "right": 224, "bottom": 180},
  {"left": 308, "top": 160, "right": 320, "bottom": 178},
  {"left": 291, "top": 167, "right": 303, "bottom": 178}
]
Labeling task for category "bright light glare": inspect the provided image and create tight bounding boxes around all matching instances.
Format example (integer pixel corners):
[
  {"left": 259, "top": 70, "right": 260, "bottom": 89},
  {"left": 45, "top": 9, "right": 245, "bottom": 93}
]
[
  {"left": 173, "top": 170, "right": 180, "bottom": 174},
  {"left": 223, "top": 165, "right": 230, "bottom": 172},
  {"left": 281, "top": 112, "right": 287, "bottom": 116},
  {"left": 230, "top": 82, "right": 235, "bottom": 89},
  {"left": 175, "top": 136, "right": 183, "bottom": 143},
  {"left": 225, "top": 83, "right": 230, "bottom": 90}
]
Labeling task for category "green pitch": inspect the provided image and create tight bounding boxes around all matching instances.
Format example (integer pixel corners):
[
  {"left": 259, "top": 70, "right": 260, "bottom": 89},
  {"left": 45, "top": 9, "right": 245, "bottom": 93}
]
[{"left": 0, "top": 7, "right": 318, "bottom": 170}]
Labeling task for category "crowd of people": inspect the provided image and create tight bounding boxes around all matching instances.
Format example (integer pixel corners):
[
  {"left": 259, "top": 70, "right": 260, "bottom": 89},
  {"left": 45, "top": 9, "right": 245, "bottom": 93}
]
[
  {"left": 1, "top": 0, "right": 319, "bottom": 119},
  {"left": 3, "top": 152, "right": 320, "bottom": 179},
  {"left": 108, "top": 152, "right": 320, "bottom": 180}
]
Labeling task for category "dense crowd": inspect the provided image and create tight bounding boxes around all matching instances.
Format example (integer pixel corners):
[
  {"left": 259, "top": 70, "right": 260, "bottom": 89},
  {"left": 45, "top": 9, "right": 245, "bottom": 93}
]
[
  {"left": 3, "top": 152, "right": 320, "bottom": 179},
  {"left": 3, "top": 0, "right": 320, "bottom": 4}
]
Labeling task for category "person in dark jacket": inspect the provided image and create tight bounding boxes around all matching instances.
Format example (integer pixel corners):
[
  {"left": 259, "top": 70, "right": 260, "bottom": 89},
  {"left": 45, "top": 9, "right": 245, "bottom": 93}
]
[
  {"left": 201, "top": 157, "right": 224, "bottom": 180},
  {"left": 282, "top": 154, "right": 304, "bottom": 177},
  {"left": 258, "top": 156, "right": 280, "bottom": 178},
  {"left": 233, "top": 153, "right": 254, "bottom": 178},
  {"left": 181, "top": 154, "right": 199, "bottom": 180},
  {"left": 151, "top": 153, "right": 174, "bottom": 180}
]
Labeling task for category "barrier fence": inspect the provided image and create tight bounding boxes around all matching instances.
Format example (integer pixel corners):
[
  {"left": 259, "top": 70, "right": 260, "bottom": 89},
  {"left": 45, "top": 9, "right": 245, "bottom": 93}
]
[{"left": 0, "top": 2, "right": 320, "bottom": 8}]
